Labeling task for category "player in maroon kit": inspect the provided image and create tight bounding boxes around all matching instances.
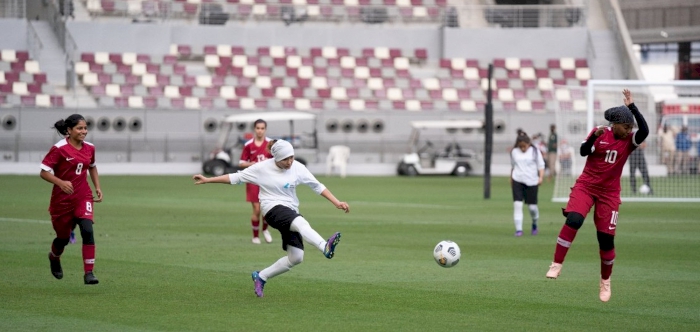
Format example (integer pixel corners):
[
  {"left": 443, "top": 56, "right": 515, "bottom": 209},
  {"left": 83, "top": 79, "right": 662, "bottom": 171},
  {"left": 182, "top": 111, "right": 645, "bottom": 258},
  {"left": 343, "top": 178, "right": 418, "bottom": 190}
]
[
  {"left": 239, "top": 119, "right": 273, "bottom": 244},
  {"left": 545, "top": 89, "right": 648, "bottom": 302},
  {"left": 40, "top": 114, "right": 102, "bottom": 285}
]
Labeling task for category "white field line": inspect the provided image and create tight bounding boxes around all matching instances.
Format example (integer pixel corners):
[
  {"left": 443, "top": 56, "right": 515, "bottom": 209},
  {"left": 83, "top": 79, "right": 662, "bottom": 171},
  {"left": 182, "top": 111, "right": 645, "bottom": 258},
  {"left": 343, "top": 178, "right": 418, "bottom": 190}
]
[{"left": 0, "top": 217, "right": 50, "bottom": 224}]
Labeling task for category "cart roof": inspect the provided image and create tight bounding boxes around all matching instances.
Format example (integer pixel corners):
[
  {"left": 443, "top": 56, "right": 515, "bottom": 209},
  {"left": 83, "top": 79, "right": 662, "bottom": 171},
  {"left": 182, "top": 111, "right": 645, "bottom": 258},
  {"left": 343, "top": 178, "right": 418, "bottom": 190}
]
[
  {"left": 410, "top": 120, "right": 483, "bottom": 129},
  {"left": 223, "top": 112, "right": 316, "bottom": 123}
]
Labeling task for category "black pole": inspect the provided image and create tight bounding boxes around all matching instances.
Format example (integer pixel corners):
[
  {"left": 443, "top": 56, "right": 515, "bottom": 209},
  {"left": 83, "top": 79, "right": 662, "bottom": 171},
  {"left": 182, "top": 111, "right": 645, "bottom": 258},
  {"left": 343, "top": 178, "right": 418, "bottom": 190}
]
[{"left": 484, "top": 64, "right": 494, "bottom": 199}]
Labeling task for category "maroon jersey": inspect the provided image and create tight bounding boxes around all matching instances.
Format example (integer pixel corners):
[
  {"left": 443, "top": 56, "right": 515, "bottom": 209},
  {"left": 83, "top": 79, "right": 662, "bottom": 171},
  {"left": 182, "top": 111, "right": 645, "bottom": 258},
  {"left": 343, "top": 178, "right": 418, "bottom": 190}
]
[
  {"left": 577, "top": 127, "right": 637, "bottom": 192},
  {"left": 40, "top": 139, "right": 96, "bottom": 214},
  {"left": 240, "top": 138, "right": 272, "bottom": 165}
]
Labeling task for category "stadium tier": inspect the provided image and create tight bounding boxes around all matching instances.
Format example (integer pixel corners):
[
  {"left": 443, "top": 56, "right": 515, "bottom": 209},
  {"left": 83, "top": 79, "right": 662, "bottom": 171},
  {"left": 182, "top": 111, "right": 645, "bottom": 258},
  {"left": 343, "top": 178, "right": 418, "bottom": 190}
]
[
  {"left": 53, "top": 45, "right": 593, "bottom": 111},
  {"left": 0, "top": 49, "right": 64, "bottom": 108}
]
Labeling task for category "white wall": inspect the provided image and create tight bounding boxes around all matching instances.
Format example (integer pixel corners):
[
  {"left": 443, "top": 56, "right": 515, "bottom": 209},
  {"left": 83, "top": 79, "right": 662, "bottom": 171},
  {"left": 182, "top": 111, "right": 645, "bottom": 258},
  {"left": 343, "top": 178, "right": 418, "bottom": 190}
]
[
  {"left": 444, "top": 28, "right": 588, "bottom": 59},
  {"left": 0, "top": 19, "right": 27, "bottom": 49}
]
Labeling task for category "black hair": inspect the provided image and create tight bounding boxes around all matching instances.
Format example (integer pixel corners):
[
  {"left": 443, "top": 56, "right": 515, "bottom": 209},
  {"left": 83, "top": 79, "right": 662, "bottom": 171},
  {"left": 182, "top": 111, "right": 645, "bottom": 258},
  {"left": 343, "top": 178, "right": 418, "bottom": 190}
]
[
  {"left": 253, "top": 119, "right": 267, "bottom": 128},
  {"left": 53, "top": 114, "right": 85, "bottom": 136},
  {"left": 604, "top": 106, "right": 634, "bottom": 124},
  {"left": 515, "top": 133, "right": 531, "bottom": 146},
  {"left": 513, "top": 130, "right": 528, "bottom": 148}
]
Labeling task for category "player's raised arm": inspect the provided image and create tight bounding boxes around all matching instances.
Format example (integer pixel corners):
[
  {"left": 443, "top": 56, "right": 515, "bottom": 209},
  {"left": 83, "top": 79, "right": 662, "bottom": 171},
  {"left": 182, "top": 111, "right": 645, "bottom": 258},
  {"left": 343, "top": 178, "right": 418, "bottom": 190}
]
[{"left": 623, "top": 89, "right": 649, "bottom": 145}]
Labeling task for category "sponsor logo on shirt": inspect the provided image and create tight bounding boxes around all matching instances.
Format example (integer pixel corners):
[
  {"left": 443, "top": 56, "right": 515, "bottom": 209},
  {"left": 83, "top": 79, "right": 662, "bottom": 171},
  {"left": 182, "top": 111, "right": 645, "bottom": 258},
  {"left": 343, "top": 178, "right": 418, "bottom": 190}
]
[
  {"left": 66, "top": 157, "right": 75, "bottom": 161},
  {"left": 600, "top": 141, "right": 608, "bottom": 145},
  {"left": 283, "top": 183, "right": 295, "bottom": 189}
]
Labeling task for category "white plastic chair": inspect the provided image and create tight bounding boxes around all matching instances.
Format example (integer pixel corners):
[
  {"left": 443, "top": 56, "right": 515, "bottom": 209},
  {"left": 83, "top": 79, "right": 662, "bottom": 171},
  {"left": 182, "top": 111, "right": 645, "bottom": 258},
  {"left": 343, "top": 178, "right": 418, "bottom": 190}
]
[{"left": 326, "top": 145, "right": 350, "bottom": 178}]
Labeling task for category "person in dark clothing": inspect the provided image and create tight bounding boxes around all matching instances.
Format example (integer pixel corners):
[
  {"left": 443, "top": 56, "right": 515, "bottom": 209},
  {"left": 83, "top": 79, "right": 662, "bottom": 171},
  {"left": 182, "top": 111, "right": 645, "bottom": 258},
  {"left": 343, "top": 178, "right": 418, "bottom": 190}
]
[{"left": 628, "top": 141, "right": 652, "bottom": 194}]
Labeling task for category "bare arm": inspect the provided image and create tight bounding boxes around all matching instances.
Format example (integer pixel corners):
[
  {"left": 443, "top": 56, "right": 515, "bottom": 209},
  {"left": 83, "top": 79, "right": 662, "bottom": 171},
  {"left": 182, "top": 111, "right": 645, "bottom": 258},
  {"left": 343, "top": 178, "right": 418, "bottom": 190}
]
[
  {"left": 89, "top": 166, "right": 103, "bottom": 202},
  {"left": 192, "top": 174, "right": 232, "bottom": 185},
  {"left": 320, "top": 188, "right": 350, "bottom": 213},
  {"left": 40, "top": 169, "right": 74, "bottom": 194},
  {"left": 238, "top": 161, "right": 255, "bottom": 168}
]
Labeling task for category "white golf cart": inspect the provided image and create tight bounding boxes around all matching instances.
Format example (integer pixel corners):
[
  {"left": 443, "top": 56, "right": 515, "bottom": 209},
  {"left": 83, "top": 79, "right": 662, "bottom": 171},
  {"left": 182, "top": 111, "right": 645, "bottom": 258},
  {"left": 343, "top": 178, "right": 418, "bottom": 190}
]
[
  {"left": 202, "top": 111, "right": 318, "bottom": 176},
  {"left": 397, "top": 120, "right": 483, "bottom": 176}
]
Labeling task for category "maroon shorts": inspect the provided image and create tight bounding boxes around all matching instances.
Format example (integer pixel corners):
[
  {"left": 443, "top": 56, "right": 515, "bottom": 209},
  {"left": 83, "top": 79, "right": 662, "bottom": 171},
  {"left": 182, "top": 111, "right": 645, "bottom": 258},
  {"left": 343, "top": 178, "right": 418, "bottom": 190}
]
[
  {"left": 564, "top": 183, "right": 621, "bottom": 235},
  {"left": 50, "top": 200, "right": 94, "bottom": 239},
  {"left": 246, "top": 183, "right": 261, "bottom": 203}
]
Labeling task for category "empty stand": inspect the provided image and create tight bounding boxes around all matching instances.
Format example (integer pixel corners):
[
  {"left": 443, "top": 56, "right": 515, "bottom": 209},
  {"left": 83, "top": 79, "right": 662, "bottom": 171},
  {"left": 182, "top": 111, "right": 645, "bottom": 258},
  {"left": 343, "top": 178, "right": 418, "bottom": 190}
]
[
  {"left": 0, "top": 49, "right": 62, "bottom": 108},
  {"left": 62, "top": 44, "right": 593, "bottom": 112}
]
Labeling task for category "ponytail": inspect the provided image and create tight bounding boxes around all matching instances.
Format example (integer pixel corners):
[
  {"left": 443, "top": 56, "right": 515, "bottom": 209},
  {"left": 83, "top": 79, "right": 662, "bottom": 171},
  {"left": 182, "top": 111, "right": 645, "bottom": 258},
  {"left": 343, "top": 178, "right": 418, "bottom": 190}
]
[
  {"left": 53, "top": 119, "right": 68, "bottom": 136},
  {"left": 53, "top": 114, "right": 85, "bottom": 136}
]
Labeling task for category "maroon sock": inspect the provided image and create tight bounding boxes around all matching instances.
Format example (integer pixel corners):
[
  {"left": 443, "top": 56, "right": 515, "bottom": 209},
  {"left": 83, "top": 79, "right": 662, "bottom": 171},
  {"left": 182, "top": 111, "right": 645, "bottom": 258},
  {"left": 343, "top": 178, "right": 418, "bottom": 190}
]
[
  {"left": 553, "top": 225, "right": 578, "bottom": 264},
  {"left": 600, "top": 249, "right": 615, "bottom": 280},
  {"left": 252, "top": 219, "right": 260, "bottom": 237},
  {"left": 82, "top": 244, "right": 95, "bottom": 273},
  {"left": 262, "top": 218, "right": 268, "bottom": 231}
]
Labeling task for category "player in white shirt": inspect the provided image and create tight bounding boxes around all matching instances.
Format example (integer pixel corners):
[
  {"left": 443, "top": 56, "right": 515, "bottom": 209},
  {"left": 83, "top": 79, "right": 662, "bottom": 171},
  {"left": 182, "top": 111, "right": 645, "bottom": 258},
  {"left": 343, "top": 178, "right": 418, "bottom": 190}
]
[
  {"left": 192, "top": 139, "right": 350, "bottom": 298},
  {"left": 510, "top": 133, "right": 545, "bottom": 237}
]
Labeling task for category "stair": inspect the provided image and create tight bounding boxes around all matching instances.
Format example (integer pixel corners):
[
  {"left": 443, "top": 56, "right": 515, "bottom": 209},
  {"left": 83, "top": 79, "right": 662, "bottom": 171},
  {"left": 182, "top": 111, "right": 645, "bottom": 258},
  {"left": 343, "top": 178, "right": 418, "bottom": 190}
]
[{"left": 29, "top": 21, "right": 67, "bottom": 86}]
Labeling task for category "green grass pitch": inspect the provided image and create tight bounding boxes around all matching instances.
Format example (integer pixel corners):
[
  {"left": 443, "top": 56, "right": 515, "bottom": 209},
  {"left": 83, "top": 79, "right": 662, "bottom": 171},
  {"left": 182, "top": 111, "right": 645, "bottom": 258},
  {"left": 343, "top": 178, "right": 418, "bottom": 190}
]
[{"left": 1, "top": 175, "right": 699, "bottom": 331}]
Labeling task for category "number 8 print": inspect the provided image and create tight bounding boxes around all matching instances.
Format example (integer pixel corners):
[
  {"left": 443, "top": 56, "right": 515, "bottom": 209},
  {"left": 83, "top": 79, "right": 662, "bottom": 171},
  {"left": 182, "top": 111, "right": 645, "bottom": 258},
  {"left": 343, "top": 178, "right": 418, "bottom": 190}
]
[{"left": 75, "top": 162, "right": 84, "bottom": 175}]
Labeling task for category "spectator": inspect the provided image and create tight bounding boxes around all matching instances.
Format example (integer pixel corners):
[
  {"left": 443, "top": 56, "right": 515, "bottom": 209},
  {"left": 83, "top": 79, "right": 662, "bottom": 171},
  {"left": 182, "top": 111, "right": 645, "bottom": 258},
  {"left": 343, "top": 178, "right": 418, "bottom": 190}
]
[
  {"left": 628, "top": 141, "right": 652, "bottom": 194},
  {"left": 658, "top": 124, "right": 676, "bottom": 174},
  {"left": 557, "top": 139, "right": 574, "bottom": 176},
  {"left": 675, "top": 126, "right": 691, "bottom": 174}
]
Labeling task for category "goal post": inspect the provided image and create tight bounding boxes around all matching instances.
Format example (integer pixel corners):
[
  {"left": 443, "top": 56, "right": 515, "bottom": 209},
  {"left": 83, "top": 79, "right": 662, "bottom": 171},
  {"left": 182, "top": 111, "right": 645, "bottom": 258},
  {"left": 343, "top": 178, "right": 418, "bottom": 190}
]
[{"left": 552, "top": 79, "right": 700, "bottom": 203}]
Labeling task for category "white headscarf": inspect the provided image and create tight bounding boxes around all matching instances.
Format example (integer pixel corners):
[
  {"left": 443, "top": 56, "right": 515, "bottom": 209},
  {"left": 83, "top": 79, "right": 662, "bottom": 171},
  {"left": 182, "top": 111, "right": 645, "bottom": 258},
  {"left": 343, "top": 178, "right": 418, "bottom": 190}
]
[{"left": 271, "top": 140, "right": 294, "bottom": 161}]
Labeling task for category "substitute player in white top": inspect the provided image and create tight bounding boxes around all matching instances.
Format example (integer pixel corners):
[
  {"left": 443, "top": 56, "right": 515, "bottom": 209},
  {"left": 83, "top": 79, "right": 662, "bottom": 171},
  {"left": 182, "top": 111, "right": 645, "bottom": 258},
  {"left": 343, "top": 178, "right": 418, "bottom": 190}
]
[
  {"left": 510, "top": 133, "right": 545, "bottom": 237},
  {"left": 192, "top": 139, "right": 350, "bottom": 298}
]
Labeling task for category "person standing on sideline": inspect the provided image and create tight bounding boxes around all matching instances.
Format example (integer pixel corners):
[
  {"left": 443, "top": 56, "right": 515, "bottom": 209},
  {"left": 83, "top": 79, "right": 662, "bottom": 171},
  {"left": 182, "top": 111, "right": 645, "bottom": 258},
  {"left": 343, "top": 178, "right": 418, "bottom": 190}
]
[
  {"left": 657, "top": 124, "right": 676, "bottom": 174},
  {"left": 628, "top": 140, "right": 652, "bottom": 194},
  {"left": 239, "top": 119, "right": 273, "bottom": 244},
  {"left": 40, "top": 114, "right": 102, "bottom": 285},
  {"left": 674, "top": 126, "right": 691, "bottom": 174},
  {"left": 510, "top": 133, "right": 545, "bottom": 236},
  {"left": 192, "top": 139, "right": 349, "bottom": 298},
  {"left": 557, "top": 139, "right": 574, "bottom": 176},
  {"left": 547, "top": 124, "right": 558, "bottom": 180},
  {"left": 545, "top": 89, "right": 649, "bottom": 302}
]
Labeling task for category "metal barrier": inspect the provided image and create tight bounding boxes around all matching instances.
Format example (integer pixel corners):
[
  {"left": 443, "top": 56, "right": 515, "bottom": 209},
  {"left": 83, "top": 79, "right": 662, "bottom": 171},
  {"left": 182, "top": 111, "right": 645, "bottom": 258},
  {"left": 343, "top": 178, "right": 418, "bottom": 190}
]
[
  {"left": 79, "top": 0, "right": 588, "bottom": 28},
  {"left": 0, "top": 0, "right": 25, "bottom": 18},
  {"left": 26, "top": 21, "right": 43, "bottom": 61}
]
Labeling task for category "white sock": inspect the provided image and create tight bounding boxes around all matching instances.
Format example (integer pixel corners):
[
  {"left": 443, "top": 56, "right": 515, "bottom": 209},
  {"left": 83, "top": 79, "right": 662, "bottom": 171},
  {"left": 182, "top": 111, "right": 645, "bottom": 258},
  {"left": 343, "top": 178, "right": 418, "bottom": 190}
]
[
  {"left": 259, "top": 246, "right": 304, "bottom": 280},
  {"left": 290, "top": 216, "right": 326, "bottom": 252},
  {"left": 513, "top": 201, "right": 523, "bottom": 231},
  {"left": 529, "top": 205, "right": 539, "bottom": 226}
]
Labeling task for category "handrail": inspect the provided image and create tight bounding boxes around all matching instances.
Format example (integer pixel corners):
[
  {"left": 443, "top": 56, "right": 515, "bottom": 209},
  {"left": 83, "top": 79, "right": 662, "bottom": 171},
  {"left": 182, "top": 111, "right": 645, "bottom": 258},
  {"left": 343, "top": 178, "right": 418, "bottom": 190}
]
[
  {"left": 78, "top": 0, "right": 588, "bottom": 28},
  {"left": 604, "top": 0, "right": 644, "bottom": 80},
  {"left": 26, "top": 21, "right": 44, "bottom": 61}
]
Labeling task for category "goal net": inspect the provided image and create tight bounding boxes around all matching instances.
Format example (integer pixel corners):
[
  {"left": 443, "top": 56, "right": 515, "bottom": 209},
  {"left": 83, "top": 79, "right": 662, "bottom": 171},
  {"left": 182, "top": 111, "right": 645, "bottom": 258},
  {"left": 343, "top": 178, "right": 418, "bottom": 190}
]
[{"left": 552, "top": 80, "right": 700, "bottom": 202}]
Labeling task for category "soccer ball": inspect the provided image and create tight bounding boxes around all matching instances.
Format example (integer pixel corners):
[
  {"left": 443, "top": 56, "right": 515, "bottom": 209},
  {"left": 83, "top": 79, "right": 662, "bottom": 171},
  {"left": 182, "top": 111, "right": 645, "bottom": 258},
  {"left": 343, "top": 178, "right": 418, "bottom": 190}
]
[
  {"left": 639, "top": 184, "right": 650, "bottom": 195},
  {"left": 433, "top": 240, "right": 461, "bottom": 268}
]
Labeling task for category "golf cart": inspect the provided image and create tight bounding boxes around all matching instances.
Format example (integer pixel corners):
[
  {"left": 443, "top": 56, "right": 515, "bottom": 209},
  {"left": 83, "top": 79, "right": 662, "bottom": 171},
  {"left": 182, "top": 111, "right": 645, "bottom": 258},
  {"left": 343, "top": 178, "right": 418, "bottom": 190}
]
[
  {"left": 397, "top": 120, "right": 483, "bottom": 176},
  {"left": 202, "top": 111, "right": 318, "bottom": 176}
]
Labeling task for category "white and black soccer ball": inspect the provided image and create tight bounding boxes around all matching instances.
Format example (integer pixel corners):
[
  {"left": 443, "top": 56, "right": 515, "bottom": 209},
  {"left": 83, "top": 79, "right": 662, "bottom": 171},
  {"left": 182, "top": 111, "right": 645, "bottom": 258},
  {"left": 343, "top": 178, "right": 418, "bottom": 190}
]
[{"left": 433, "top": 240, "right": 461, "bottom": 268}]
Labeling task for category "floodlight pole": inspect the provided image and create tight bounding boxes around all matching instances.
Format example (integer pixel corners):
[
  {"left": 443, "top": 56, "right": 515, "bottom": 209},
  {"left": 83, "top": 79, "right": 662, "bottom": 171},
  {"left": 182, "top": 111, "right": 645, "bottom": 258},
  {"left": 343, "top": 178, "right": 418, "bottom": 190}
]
[{"left": 484, "top": 64, "right": 494, "bottom": 200}]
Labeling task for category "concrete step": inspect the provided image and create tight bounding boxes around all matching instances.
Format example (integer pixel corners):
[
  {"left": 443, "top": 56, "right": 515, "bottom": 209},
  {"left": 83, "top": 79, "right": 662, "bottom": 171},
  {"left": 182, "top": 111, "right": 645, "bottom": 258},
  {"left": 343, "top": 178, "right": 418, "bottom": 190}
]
[{"left": 29, "top": 21, "right": 67, "bottom": 85}]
